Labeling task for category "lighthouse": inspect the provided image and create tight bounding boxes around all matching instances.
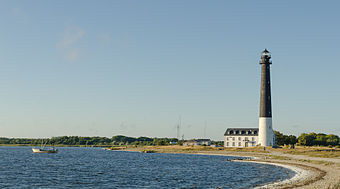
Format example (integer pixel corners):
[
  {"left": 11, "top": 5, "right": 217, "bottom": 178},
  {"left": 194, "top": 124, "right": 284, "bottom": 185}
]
[
  {"left": 223, "top": 49, "right": 275, "bottom": 148},
  {"left": 258, "top": 49, "right": 275, "bottom": 146}
]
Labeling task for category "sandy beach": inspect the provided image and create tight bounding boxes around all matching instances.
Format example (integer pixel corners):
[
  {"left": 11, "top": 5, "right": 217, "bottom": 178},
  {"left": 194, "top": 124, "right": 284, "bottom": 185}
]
[
  {"left": 191, "top": 151, "right": 338, "bottom": 189},
  {"left": 117, "top": 146, "right": 340, "bottom": 189}
]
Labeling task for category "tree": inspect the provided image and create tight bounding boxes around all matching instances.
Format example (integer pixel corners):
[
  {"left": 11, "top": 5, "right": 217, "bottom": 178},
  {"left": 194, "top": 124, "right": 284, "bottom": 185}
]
[
  {"left": 326, "top": 134, "right": 339, "bottom": 146},
  {"left": 298, "top": 133, "right": 318, "bottom": 146},
  {"left": 315, "top": 133, "right": 327, "bottom": 146},
  {"left": 287, "top": 135, "right": 297, "bottom": 145},
  {"left": 274, "top": 131, "right": 297, "bottom": 146},
  {"left": 274, "top": 131, "right": 285, "bottom": 146}
]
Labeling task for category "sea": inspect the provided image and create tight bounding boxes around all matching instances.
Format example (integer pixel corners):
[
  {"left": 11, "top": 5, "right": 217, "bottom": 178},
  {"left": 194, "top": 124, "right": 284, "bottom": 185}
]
[{"left": 0, "top": 146, "right": 295, "bottom": 188}]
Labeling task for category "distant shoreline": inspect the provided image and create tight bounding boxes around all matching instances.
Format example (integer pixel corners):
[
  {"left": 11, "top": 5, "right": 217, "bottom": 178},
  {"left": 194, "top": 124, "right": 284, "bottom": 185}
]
[{"left": 0, "top": 144, "right": 112, "bottom": 147}]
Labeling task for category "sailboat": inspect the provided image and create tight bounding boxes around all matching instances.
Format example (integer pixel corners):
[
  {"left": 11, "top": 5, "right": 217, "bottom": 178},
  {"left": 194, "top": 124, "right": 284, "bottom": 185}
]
[{"left": 32, "top": 139, "right": 58, "bottom": 153}]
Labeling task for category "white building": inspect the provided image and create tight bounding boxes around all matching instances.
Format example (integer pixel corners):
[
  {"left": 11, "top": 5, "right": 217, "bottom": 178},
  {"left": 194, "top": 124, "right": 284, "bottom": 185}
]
[
  {"left": 183, "top": 139, "right": 211, "bottom": 146},
  {"left": 224, "top": 128, "right": 258, "bottom": 147}
]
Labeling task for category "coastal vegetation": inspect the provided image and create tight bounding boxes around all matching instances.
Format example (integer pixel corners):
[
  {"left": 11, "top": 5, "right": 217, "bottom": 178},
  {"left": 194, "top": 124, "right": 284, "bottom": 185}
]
[
  {"left": 0, "top": 135, "right": 225, "bottom": 147},
  {"left": 0, "top": 131, "right": 338, "bottom": 148},
  {"left": 274, "top": 131, "right": 339, "bottom": 147},
  {"left": 0, "top": 136, "right": 180, "bottom": 147}
]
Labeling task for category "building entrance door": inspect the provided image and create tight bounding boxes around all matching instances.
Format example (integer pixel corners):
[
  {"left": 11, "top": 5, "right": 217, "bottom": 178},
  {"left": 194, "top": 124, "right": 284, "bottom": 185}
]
[{"left": 245, "top": 142, "right": 248, "bottom": 147}]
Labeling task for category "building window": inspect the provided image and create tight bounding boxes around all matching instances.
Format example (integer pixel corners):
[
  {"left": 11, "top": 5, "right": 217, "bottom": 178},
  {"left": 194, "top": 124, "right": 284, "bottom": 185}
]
[
  {"left": 238, "top": 137, "right": 241, "bottom": 141},
  {"left": 245, "top": 137, "right": 248, "bottom": 141},
  {"left": 226, "top": 142, "right": 229, "bottom": 146},
  {"left": 226, "top": 137, "right": 229, "bottom": 141},
  {"left": 252, "top": 137, "right": 255, "bottom": 141},
  {"left": 232, "top": 137, "right": 235, "bottom": 141},
  {"left": 238, "top": 142, "right": 241, "bottom": 146},
  {"left": 232, "top": 142, "right": 235, "bottom": 146}
]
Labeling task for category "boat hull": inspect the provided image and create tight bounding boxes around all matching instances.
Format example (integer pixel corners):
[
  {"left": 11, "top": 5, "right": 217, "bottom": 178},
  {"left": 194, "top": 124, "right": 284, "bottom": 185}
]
[{"left": 32, "top": 148, "right": 58, "bottom": 153}]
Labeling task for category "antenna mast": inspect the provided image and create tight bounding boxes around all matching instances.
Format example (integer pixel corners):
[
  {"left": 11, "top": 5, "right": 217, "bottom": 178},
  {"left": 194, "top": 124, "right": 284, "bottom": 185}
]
[
  {"left": 177, "top": 115, "right": 181, "bottom": 140},
  {"left": 204, "top": 121, "right": 207, "bottom": 138}
]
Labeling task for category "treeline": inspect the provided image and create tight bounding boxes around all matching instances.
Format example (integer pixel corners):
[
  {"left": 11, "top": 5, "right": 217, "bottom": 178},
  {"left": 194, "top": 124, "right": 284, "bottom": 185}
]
[
  {"left": 298, "top": 133, "right": 339, "bottom": 146},
  {"left": 274, "top": 131, "right": 297, "bottom": 146},
  {"left": 274, "top": 131, "right": 340, "bottom": 147},
  {"left": 0, "top": 135, "right": 179, "bottom": 146},
  {"left": 111, "top": 136, "right": 178, "bottom": 146}
]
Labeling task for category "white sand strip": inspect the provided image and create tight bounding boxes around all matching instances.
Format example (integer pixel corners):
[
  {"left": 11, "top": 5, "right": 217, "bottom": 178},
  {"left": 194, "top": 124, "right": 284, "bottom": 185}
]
[
  {"left": 171, "top": 152, "right": 313, "bottom": 188},
  {"left": 250, "top": 161, "right": 312, "bottom": 189}
]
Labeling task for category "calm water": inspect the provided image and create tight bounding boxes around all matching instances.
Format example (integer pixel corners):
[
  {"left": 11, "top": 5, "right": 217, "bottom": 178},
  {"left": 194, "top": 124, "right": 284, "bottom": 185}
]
[{"left": 0, "top": 146, "right": 295, "bottom": 188}]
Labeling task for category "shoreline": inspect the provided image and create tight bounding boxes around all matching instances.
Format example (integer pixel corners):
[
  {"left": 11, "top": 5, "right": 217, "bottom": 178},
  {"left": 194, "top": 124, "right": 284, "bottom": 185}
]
[
  {"left": 117, "top": 148, "right": 338, "bottom": 189},
  {"left": 165, "top": 152, "right": 316, "bottom": 189},
  {"left": 188, "top": 152, "right": 313, "bottom": 188},
  {"left": 248, "top": 161, "right": 311, "bottom": 189},
  {"left": 174, "top": 152, "right": 313, "bottom": 188}
]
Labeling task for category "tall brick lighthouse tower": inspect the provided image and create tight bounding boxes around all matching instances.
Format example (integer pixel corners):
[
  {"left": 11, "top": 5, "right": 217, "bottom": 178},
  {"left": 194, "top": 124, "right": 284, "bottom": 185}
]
[{"left": 258, "top": 49, "right": 275, "bottom": 146}]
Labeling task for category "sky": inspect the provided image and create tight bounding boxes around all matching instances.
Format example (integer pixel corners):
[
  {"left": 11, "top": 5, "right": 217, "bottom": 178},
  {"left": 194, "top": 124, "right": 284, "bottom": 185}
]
[{"left": 0, "top": 1, "right": 339, "bottom": 140}]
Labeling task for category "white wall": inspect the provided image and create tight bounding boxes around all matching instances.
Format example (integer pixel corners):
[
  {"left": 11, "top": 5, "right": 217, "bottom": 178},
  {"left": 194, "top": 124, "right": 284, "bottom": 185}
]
[
  {"left": 224, "top": 136, "right": 258, "bottom": 147},
  {"left": 258, "top": 117, "right": 274, "bottom": 146}
]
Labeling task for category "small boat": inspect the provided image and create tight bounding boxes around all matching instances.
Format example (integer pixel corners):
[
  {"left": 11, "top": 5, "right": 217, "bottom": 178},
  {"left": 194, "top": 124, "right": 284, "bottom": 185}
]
[
  {"left": 141, "top": 150, "right": 155, "bottom": 153},
  {"left": 32, "top": 139, "right": 58, "bottom": 153},
  {"left": 32, "top": 147, "right": 58, "bottom": 153}
]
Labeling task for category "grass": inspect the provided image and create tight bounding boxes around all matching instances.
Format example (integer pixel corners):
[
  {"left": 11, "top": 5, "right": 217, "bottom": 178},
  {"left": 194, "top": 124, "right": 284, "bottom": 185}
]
[
  {"left": 296, "top": 159, "right": 336, "bottom": 166},
  {"left": 271, "top": 146, "right": 340, "bottom": 158},
  {"left": 268, "top": 155, "right": 292, "bottom": 160},
  {"left": 286, "top": 150, "right": 340, "bottom": 158}
]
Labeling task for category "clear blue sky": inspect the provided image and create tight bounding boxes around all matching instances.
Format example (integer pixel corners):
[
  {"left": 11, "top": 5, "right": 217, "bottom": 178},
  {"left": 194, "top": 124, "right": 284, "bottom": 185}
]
[{"left": 0, "top": 1, "right": 339, "bottom": 140}]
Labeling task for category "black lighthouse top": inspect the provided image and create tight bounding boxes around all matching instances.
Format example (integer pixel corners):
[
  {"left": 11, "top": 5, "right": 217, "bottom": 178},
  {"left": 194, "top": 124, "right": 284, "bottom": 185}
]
[
  {"left": 260, "top": 49, "right": 272, "bottom": 64},
  {"left": 259, "top": 49, "right": 272, "bottom": 117}
]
